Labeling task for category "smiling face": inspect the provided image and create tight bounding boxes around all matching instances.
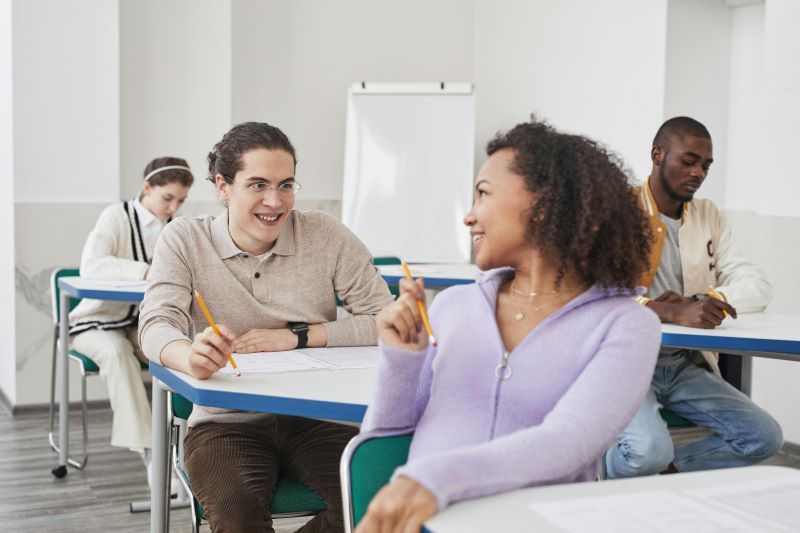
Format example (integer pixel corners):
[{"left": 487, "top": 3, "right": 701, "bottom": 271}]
[
  {"left": 463, "top": 149, "right": 536, "bottom": 270},
  {"left": 216, "top": 148, "right": 297, "bottom": 255},
  {"left": 140, "top": 181, "right": 190, "bottom": 221},
  {"left": 653, "top": 134, "right": 713, "bottom": 203}
]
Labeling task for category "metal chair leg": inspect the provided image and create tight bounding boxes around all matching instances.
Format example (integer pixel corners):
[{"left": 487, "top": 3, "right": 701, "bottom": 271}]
[
  {"left": 48, "top": 330, "right": 58, "bottom": 454},
  {"left": 48, "top": 337, "right": 89, "bottom": 470}
]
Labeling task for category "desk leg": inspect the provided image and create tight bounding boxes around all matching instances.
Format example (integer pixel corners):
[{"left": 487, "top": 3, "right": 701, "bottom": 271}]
[
  {"left": 151, "top": 377, "right": 170, "bottom": 533},
  {"left": 55, "top": 291, "right": 70, "bottom": 476},
  {"left": 740, "top": 354, "right": 753, "bottom": 398}
]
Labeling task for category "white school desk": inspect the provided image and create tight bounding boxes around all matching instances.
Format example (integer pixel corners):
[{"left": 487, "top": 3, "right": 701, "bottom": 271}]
[
  {"left": 54, "top": 277, "right": 146, "bottom": 477},
  {"left": 662, "top": 312, "right": 800, "bottom": 395},
  {"left": 423, "top": 465, "right": 800, "bottom": 533},
  {"left": 148, "top": 358, "right": 378, "bottom": 533},
  {"left": 378, "top": 263, "right": 479, "bottom": 288}
]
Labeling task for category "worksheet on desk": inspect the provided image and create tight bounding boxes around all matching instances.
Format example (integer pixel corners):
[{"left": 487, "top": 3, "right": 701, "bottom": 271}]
[
  {"left": 528, "top": 490, "right": 780, "bottom": 533},
  {"left": 220, "top": 351, "right": 329, "bottom": 375},
  {"left": 299, "top": 347, "right": 379, "bottom": 369},
  {"left": 685, "top": 479, "right": 800, "bottom": 531},
  {"left": 220, "top": 347, "right": 379, "bottom": 375}
]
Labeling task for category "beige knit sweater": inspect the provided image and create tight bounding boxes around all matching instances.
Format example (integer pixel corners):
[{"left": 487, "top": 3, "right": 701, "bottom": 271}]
[{"left": 138, "top": 209, "right": 394, "bottom": 425}]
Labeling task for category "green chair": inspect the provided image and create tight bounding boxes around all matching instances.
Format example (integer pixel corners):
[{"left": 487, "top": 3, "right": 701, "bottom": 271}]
[
  {"left": 169, "top": 392, "right": 328, "bottom": 533},
  {"left": 660, "top": 408, "right": 693, "bottom": 429},
  {"left": 48, "top": 267, "right": 149, "bottom": 473},
  {"left": 336, "top": 256, "right": 402, "bottom": 309},
  {"left": 373, "top": 256, "right": 402, "bottom": 298},
  {"left": 340, "top": 432, "right": 414, "bottom": 532},
  {"left": 48, "top": 267, "right": 97, "bottom": 470}
]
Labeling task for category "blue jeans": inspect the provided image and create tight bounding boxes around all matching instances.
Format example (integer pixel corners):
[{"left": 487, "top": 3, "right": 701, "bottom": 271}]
[{"left": 605, "top": 354, "right": 783, "bottom": 478}]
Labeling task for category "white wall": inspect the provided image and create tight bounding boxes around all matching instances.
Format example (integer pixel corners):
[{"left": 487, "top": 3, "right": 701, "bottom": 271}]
[
  {"left": 12, "top": 0, "right": 122, "bottom": 406},
  {"left": 0, "top": 0, "right": 16, "bottom": 405},
  {"left": 664, "top": 0, "right": 731, "bottom": 205},
  {"left": 725, "top": 3, "right": 765, "bottom": 212},
  {"left": 120, "top": 0, "right": 232, "bottom": 202},
  {"left": 474, "top": 0, "right": 667, "bottom": 180},
  {"left": 230, "top": 0, "right": 475, "bottom": 202},
  {"left": 13, "top": 0, "right": 119, "bottom": 203},
  {"left": 723, "top": 0, "right": 800, "bottom": 443}
]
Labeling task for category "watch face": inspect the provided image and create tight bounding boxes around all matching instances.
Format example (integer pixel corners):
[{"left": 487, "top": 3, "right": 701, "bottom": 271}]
[{"left": 289, "top": 322, "right": 309, "bottom": 333}]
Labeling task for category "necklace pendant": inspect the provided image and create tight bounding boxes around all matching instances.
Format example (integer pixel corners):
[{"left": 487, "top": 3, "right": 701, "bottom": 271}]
[{"left": 514, "top": 311, "right": 524, "bottom": 320}]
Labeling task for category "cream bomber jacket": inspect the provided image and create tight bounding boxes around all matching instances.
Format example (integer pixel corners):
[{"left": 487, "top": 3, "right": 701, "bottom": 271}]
[
  {"left": 68, "top": 201, "right": 150, "bottom": 335},
  {"left": 636, "top": 177, "right": 773, "bottom": 372}
]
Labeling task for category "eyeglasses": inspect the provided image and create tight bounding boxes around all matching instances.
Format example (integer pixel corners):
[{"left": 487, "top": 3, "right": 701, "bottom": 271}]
[{"left": 248, "top": 180, "right": 303, "bottom": 197}]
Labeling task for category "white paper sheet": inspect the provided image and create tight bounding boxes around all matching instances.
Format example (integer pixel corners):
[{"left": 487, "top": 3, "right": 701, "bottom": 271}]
[
  {"left": 529, "top": 490, "right": 771, "bottom": 533},
  {"left": 299, "top": 347, "right": 380, "bottom": 369},
  {"left": 220, "top": 351, "right": 329, "bottom": 375},
  {"left": 685, "top": 479, "right": 800, "bottom": 531},
  {"left": 220, "top": 346, "right": 380, "bottom": 375}
]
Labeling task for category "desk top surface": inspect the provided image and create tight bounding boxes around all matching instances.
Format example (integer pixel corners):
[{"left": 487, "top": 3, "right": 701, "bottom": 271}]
[
  {"left": 424, "top": 465, "right": 800, "bottom": 533},
  {"left": 661, "top": 311, "right": 800, "bottom": 356},
  {"left": 150, "top": 355, "right": 376, "bottom": 423},
  {"left": 58, "top": 276, "right": 147, "bottom": 301},
  {"left": 378, "top": 263, "right": 479, "bottom": 286}
]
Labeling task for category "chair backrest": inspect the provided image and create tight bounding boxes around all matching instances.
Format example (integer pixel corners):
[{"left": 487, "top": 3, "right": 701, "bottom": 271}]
[
  {"left": 172, "top": 392, "right": 194, "bottom": 421},
  {"left": 342, "top": 433, "right": 413, "bottom": 529},
  {"left": 337, "top": 256, "right": 403, "bottom": 308},
  {"left": 51, "top": 267, "right": 82, "bottom": 324},
  {"left": 373, "top": 256, "right": 401, "bottom": 298}
]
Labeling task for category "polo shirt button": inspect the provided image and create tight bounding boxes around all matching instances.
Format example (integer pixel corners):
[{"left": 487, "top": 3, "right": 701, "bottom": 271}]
[
  {"left": 241, "top": 254, "right": 249, "bottom": 259},
  {"left": 254, "top": 272, "right": 261, "bottom": 279},
  {"left": 657, "top": 227, "right": 663, "bottom": 232}
]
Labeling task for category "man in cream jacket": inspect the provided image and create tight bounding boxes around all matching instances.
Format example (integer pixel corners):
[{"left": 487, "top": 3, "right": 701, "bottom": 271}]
[{"left": 605, "top": 116, "right": 783, "bottom": 478}]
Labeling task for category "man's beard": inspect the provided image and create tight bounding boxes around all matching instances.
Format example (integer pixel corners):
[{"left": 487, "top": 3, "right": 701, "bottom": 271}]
[{"left": 659, "top": 164, "right": 693, "bottom": 203}]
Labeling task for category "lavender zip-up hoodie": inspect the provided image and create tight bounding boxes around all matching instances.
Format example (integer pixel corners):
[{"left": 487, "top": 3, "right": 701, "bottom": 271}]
[{"left": 360, "top": 268, "right": 661, "bottom": 511}]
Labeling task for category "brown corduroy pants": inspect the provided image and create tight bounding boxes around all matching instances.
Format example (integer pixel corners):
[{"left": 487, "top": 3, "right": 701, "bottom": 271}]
[{"left": 184, "top": 416, "right": 358, "bottom": 533}]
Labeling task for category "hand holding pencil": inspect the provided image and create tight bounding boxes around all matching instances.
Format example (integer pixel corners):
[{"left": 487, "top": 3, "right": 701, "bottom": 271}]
[
  {"left": 189, "top": 290, "right": 240, "bottom": 378},
  {"left": 375, "top": 263, "right": 436, "bottom": 351}
]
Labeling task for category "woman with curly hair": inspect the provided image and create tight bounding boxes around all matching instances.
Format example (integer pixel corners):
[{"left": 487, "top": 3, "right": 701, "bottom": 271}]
[{"left": 354, "top": 120, "right": 662, "bottom": 533}]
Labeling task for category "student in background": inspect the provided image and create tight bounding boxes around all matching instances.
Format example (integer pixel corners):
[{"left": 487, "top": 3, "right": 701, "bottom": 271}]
[
  {"left": 69, "top": 158, "right": 193, "bottom": 483},
  {"left": 138, "top": 122, "right": 393, "bottom": 532},
  {"left": 355, "top": 120, "right": 662, "bottom": 533},
  {"left": 604, "top": 116, "right": 783, "bottom": 478}
]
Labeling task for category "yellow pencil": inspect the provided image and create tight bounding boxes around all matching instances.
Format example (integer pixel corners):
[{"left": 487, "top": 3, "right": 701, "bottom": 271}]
[
  {"left": 400, "top": 262, "right": 437, "bottom": 347},
  {"left": 707, "top": 286, "right": 729, "bottom": 318},
  {"left": 194, "top": 290, "right": 240, "bottom": 377}
]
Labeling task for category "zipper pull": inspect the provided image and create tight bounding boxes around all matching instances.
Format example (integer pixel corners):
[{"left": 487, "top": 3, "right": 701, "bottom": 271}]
[{"left": 495, "top": 350, "right": 512, "bottom": 380}]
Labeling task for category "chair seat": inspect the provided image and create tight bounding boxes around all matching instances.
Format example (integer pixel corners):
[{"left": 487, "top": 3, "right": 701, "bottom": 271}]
[
  {"left": 68, "top": 350, "right": 99, "bottom": 373},
  {"left": 181, "top": 469, "right": 326, "bottom": 519},
  {"left": 661, "top": 409, "right": 693, "bottom": 428}
]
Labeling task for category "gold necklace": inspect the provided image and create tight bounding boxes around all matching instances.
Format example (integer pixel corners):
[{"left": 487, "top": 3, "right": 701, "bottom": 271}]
[{"left": 507, "top": 280, "right": 588, "bottom": 321}]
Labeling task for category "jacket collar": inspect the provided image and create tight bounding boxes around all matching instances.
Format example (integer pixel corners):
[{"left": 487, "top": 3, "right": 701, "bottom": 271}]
[
  {"left": 210, "top": 210, "right": 297, "bottom": 259},
  {"left": 641, "top": 175, "right": 687, "bottom": 222},
  {"left": 475, "top": 267, "right": 642, "bottom": 314}
]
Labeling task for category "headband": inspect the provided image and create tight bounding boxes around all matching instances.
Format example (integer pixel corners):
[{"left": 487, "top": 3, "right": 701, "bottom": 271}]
[{"left": 143, "top": 165, "right": 193, "bottom": 182}]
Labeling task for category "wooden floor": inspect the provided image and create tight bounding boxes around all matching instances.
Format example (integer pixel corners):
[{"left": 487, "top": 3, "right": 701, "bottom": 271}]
[
  {"left": 1, "top": 404, "right": 798, "bottom": 532},
  {"left": 0, "top": 405, "right": 309, "bottom": 532}
]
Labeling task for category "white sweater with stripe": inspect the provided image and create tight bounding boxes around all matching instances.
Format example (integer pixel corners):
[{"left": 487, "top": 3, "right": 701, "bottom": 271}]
[{"left": 68, "top": 201, "right": 151, "bottom": 335}]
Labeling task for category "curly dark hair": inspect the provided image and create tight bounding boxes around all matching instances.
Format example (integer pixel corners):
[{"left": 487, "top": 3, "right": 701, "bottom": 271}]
[{"left": 487, "top": 119, "right": 652, "bottom": 289}]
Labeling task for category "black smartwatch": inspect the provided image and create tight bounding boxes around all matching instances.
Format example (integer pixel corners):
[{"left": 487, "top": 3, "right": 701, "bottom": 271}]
[{"left": 288, "top": 322, "right": 309, "bottom": 349}]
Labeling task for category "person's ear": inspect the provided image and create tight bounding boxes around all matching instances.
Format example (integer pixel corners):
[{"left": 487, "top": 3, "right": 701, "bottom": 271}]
[
  {"left": 215, "top": 174, "right": 229, "bottom": 203},
  {"left": 142, "top": 180, "right": 152, "bottom": 195},
  {"left": 651, "top": 147, "right": 664, "bottom": 166}
]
